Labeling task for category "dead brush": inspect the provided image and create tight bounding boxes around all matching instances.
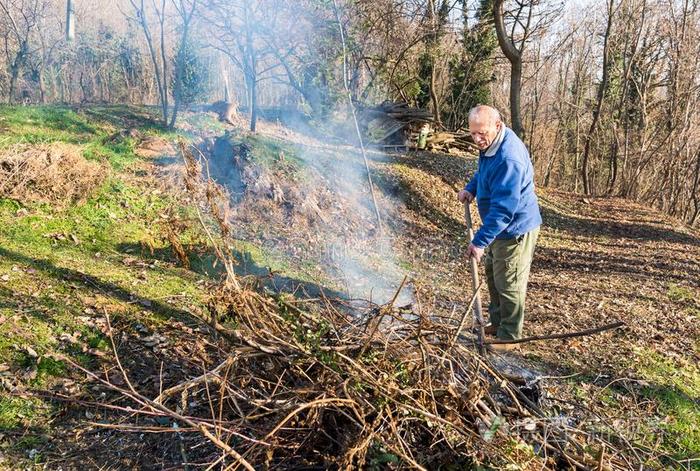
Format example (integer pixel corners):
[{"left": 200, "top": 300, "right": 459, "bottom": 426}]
[
  {"left": 0, "top": 142, "right": 107, "bottom": 207},
  {"left": 59, "top": 140, "right": 650, "bottom": 470}
]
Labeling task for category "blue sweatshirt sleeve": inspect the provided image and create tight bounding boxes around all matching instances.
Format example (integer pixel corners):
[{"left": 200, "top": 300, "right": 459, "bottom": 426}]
[
  {"left": 471, "top": 160, "right": 523, "bottom": 248},
  {"left": 465, "top": 171, "right": 478, "bottom": 195}
]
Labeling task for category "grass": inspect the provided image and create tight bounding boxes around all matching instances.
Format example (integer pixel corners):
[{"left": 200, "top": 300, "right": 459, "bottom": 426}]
[
  {"left": 176, "top": 109, "right": 229, "bottom": 136},
  {"left": 0, "top": 397, "right": 47, "bottom": 430},
  {"left": 221, "top": 129, "right": 306, "bottom": 175},
  {"left": 0, "top": 105, "right": 169, "bottom": 170},
  {"left": 0, "top": 105, "right": 209, "bottom": 451},
  {"left": 632, "top": 348, "right": 700, "bottom": 464},
  {"left": 668, "top": 283, "right": 697, "bottom": 304},
  {"left": 0, "top": 178, "right": 208, "bottom": 357}
]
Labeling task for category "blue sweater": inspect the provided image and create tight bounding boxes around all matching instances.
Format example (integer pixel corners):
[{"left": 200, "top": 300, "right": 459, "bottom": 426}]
[{"left": 465, "top": 127, "right": 541, "bottom": 248}]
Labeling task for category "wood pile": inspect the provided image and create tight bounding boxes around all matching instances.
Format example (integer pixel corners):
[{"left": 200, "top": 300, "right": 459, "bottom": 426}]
[
  {"left": 361, "top": 101, "right": 478, "bottom": 154},
  {"left": 418, "top": 130, "right": 480, "bottom": 154},
  {"left": 360, "top": 101, "right": 433, "bottom": 149}
]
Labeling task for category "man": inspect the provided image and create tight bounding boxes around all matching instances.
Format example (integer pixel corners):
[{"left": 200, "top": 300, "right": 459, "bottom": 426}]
[{"left": 458, "top": 105, "right": 541, "bottom": 351}]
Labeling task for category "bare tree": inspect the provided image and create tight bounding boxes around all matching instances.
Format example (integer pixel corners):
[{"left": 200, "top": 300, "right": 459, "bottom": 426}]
[
  {"left": 169, "top": 0, "right": 198, "bottom": 128},
  {"left": 422, "top": 0, "right": 450, "bottom": 126},
  {"left": 0, "top": 0, "right": 50, "bottom": 103},
  {"left": 493, "top": 0, "right": 560, "bottom": 139},
  {"left": 127, "top": 0, "right": 170, "bottom": 124},
  {"left": 205, "top": 0, "right": 278, "bottom": 132},
  {"left": 581, "top": 0, "right": 617, "bottom": 195}
]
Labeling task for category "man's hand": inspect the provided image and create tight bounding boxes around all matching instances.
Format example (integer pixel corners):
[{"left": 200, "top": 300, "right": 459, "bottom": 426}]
[
  {"left": 458, "top": 189, "right": 475, "bottom": 204},
  {"left": 467, "top": 243, "right": 484, "bottom": 263}
]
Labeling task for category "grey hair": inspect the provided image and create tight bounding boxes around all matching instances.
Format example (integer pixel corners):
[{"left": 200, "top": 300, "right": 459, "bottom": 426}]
[{"left": 468, "top": 105, "right": 502, "bottom": 123}]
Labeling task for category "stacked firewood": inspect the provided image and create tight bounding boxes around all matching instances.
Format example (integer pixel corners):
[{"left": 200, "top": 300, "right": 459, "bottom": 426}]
[
  {"left": 360, "top": 102, "right": 433, "bottom": 149},
  {"left": 419, "top": 130, "right": 480, "bottom": 154},
  {"left": 361, "top": 102, "right": 479, "bottom": 154}
]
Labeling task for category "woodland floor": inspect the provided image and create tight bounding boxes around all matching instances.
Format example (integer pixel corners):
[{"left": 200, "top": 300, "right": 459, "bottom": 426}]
[{"left": 0, "top": 105, "right": 698, "bottom": 469}]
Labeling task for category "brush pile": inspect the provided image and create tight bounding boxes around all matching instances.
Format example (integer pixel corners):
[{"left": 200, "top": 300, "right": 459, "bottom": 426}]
[
  {"left": 66, "top": 141, "right": 640, "bottom": 470},
  {"left": 0, "top": 143, "right": 106, "bottom": 207}
]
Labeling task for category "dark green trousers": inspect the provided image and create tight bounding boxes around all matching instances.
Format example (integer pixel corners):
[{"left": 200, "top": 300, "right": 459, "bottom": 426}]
[{"left": 484, "top": 227, "right": 540, "bottom": 340}]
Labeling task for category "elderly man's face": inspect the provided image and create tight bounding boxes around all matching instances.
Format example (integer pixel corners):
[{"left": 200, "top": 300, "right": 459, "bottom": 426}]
[{"left": 469, "top": 116, "right": 502, "bottom": 150}]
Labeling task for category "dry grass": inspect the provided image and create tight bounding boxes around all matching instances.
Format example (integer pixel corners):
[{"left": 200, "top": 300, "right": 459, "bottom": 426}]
[
  {"left": 0, "top": 143, "right": 107, "bottom": 207},
  {"left": 135, "top": 135, "right": 176, "bottom": 158}
]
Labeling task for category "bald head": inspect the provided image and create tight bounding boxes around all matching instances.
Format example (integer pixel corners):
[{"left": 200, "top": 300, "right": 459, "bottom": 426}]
[
  {"left": 468, "top": 105, "right": 503, "bottom": 150},
  {"left": 469, "top": 105, "right": 501, "bottom": 124}
]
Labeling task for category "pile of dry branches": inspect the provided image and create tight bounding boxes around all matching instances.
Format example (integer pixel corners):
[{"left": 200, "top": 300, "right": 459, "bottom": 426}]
[
  {"left": 0, "top": 143, "right": 106, "bottom": 206},
  {"left": 61, "top": 142, "right": 642, "bottom": 470}
]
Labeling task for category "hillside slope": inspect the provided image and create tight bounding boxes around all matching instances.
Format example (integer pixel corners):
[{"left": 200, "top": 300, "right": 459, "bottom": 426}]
[{"left": 0, "top": 105, "right": 698, "bottom": 469}]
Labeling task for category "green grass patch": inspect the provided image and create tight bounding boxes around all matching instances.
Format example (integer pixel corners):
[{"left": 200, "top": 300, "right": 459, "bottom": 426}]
[
  {"left": 0, "top": 105, "right": 169, "bottom": 169},
  {"left": 634, "top": 348, "right": 700, "bottom": 461},
  {"left": 0, "top": 105, "right": 98, "bottom": 146},
  {"left": 177, "top": 110, "right": 228, "bottom": 136},
  {"left": 231, "top": 239, "right": 321, "bottom": 286},
  {"left": 0, "top": 172, "right": 207, "bottom": 377},
  {"left": 667, "top": 283, "right": 697, "bottom": 304},
  {"left": 0, "top": 397, "right": 46, "bottom": 430},
  {"left": 222, "top": 130, "right": 306, "bottom": 175}
]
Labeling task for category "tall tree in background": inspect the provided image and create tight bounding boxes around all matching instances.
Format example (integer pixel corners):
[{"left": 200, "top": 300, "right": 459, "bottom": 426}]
[
  {"left": 261, "top": 1, "right": 340, "bottom": 117},
  {"left": 581, "top": 0, "right": 616, "bottom": 195},
  {"left": 417, "top": 0, "right": 449, "bottom": 126},
  {"left": 493, "top": 0, "right": 560, "bottom": 140},
  {"left": 0, "top": 0, "right": 49, "bottom": 103},
  {"left": 493, "top": 0, "right": 525, "bottom": 137},
  {"left": 127, "top": 0, "right": 170, "bottom": 125},
  {"left": 169, "top": 0, "right": 199, "bottom": 128},
  {"left": 448, "top": 0, "right": 497, "bottom": 129},
  {"left": 206, "top": 0, "right": 276, "bottom": 132}
]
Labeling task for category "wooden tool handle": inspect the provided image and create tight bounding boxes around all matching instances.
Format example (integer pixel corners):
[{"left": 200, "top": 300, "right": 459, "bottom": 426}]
[{"left": 464, "top": 203, "right": 485, "bottom": 353}]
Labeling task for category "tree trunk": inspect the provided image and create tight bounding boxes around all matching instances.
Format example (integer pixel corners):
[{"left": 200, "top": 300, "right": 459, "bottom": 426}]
[
  {"left": 158, "top": 0, "right": 169, "bottom": 123},
  {"left": 250, "top": 74, "right": 257, "bottom": 132},
  {"left": 582, "top": 0, "right": 616, "bottom": 195},
  {"left": 429, "top": 58, "right": 441, "bottom": 126},
  {"left": 509, "top": 59, "right": 524, "bottom": 138},
  {"left": 493, "top": 0, "right": 524, "bottom": 139},
  {"left": 8, "top": 67, "right": 18, "bottom": 104},
  {"left": 131, "top": 0, "right": 168, "bottom": 125},
  {"left": 8, "top": 41, "right": 28, "bottom": 104},
  {"left": 244, "top": 1, "right": 257, "bottom": 132},
  {"left": 169, "top": 0, "right": 197, "bottom": 129},
  {"left": 607, "top": 131, "right": 619, "bottom": 194},
  {"left": 38, "top": 66, "right": 46, "bottom": 103}
]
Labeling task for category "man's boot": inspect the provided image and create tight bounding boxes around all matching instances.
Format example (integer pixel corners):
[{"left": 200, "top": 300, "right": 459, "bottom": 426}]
[{"left": 484, "top": 324, "right": 498, "bottom": 336}]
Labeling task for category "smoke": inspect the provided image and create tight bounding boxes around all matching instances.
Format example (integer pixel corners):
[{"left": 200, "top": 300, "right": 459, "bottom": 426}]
[
  {"left": 290, "top": 113, "right": 414, "bottom": 307},
  {"left": 192, "top": 1, "right": 415, "bottom": 307}
]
